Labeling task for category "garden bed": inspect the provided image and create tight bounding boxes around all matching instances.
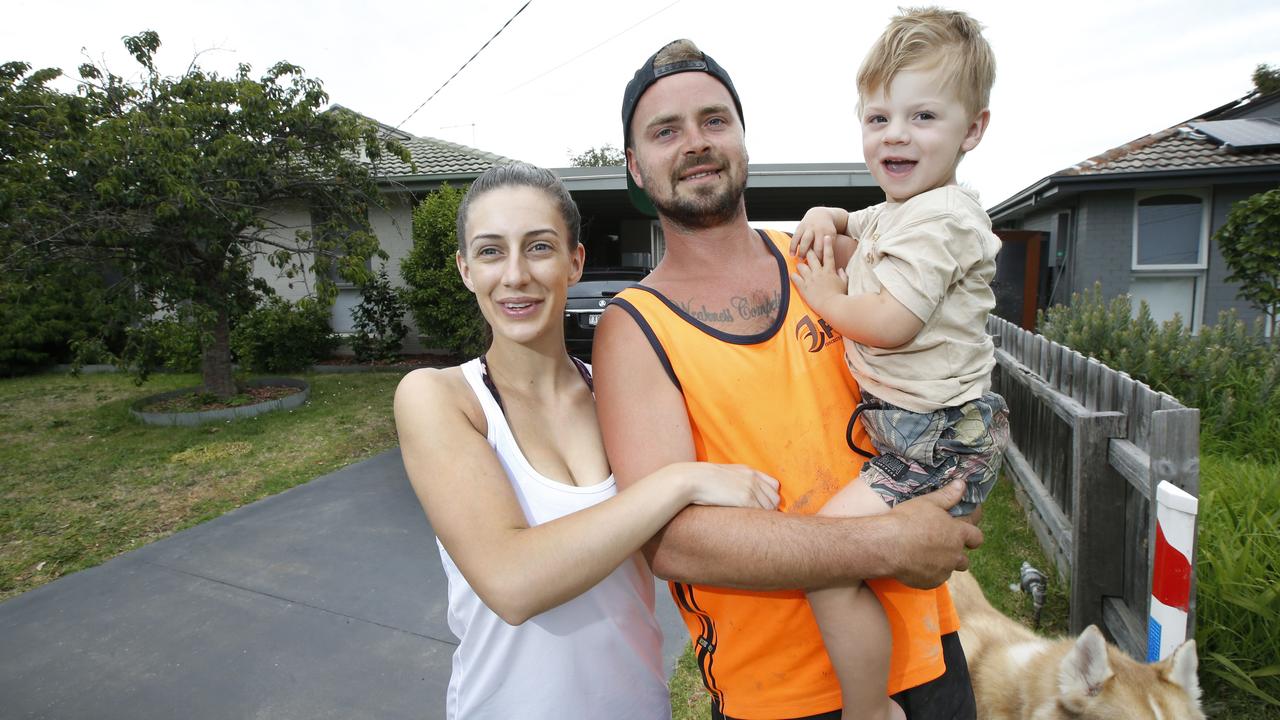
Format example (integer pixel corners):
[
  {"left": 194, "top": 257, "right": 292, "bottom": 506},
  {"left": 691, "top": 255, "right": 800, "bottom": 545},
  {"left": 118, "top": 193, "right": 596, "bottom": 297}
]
[{"left": 130, "top": 378, "right": 309, "bottom": 426}]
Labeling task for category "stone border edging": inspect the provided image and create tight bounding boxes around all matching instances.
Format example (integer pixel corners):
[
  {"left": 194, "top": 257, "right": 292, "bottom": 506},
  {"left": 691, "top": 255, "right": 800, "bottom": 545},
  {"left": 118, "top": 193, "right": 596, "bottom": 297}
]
[
  {"left": 129, "top": 377, "right": 310, "bottom": 427},
  {"left": 51, "top": 364, "right": 122, "bottom": 374},
  {"left": 309, "top": 363, "right": 422, "bottom": 374}
]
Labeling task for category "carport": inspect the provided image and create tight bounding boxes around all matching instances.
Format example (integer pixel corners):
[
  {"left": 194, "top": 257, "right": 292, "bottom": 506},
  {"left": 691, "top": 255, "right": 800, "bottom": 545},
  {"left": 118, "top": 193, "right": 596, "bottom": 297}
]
[{"left": 554, "top": 163, "right": 882, "bottom": 268}]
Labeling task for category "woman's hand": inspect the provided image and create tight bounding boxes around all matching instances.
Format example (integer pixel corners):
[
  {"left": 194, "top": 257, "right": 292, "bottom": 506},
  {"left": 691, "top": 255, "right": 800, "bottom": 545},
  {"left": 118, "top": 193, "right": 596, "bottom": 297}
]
[{"left": 673, "top": 462, "right": 781, "bottom": 510}]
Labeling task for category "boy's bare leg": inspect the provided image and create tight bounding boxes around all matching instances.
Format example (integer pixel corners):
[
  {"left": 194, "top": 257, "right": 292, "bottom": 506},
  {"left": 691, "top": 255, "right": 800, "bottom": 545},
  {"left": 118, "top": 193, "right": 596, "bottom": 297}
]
[{"left": 808, "top": 480, "right": 907, "bottom": 720}]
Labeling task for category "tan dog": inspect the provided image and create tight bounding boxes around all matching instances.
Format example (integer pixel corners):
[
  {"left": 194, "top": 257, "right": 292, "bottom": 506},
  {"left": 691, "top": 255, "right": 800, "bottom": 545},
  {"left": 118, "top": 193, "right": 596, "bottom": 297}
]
[{"left": 948, "top": 570, "right": 1203, "bottom": 719}]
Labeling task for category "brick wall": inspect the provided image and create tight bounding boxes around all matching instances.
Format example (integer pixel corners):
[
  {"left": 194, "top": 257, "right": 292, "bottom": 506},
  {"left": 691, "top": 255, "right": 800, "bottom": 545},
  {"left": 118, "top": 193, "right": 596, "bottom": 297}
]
[{"left": 1073, "top": 190, "right": 1135, "bottom": 298}]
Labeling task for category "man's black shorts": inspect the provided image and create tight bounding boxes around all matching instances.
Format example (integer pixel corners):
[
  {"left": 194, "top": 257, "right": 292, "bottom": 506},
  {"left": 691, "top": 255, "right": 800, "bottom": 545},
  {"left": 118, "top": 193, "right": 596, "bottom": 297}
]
[{"left": 710, "top": 631, "right": 976, "bottom": 720}]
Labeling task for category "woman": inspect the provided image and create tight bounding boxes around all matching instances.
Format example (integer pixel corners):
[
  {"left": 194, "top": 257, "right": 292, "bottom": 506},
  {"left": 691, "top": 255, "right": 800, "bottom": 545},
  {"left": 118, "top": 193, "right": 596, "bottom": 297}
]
[{"left": 393, "top": 162, "right": 779, "bottom": 720}]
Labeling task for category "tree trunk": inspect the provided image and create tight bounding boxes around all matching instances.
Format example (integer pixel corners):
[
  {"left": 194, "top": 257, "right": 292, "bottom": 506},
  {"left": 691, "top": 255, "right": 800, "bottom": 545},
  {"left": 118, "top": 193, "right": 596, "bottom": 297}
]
[{"left": 200, "top": 306, "right": 237, "bottom": 399}]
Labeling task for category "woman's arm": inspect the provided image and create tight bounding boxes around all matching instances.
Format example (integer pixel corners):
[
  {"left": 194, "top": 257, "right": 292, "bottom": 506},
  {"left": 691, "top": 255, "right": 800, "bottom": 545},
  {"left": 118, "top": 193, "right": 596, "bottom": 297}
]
[{"left": 394, "top": 368, "right": 778, "bottom": 626}]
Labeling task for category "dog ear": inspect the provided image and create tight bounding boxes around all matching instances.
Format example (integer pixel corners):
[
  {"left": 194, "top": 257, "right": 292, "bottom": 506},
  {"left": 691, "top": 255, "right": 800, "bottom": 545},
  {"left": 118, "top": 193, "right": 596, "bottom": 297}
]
[
  {"left": 1161, "top": 639, "right": 1203, "bottom": 705},
  {"left": 1058, "top": 625, "right": 1114, "bottom": 710}
]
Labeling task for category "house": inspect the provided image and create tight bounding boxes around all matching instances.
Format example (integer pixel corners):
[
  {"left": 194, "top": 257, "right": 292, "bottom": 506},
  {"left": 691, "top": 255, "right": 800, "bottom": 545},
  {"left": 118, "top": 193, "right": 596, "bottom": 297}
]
[
  {"left": 252, "top": 107, "right": 514, "bottom": 353},
  {"left": 987, "top": 91, "right": 1280, "bottom": 331},
  {"left": 254, "top": 108, "right": 883, "bottom": 352}
]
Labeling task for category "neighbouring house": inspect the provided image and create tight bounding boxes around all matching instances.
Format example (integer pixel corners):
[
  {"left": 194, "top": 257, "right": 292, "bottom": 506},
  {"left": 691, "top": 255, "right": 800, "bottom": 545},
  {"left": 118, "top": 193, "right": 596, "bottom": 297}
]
[
  {"left": 987, "top": 90, "right": 1280, "bottom": 332},
  {"left": 253, "top": 107, "right": 884, "bottom": 353},
  {"left": 251, "top": 106, "right": 512, "bottom": 353}
]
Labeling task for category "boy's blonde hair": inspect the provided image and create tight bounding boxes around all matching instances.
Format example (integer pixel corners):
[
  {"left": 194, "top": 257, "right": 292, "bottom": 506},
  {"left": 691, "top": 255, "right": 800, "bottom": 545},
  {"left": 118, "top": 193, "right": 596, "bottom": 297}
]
[{"left": 857, "top": 6, "right": 995, "bottom": 116}]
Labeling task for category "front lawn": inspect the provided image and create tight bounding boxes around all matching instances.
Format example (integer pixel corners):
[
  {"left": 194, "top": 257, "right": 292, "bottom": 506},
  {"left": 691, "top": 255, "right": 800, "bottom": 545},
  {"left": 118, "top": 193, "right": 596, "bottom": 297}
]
[{"left": 0, "top": 371, "right": 404, "bottom": 600}]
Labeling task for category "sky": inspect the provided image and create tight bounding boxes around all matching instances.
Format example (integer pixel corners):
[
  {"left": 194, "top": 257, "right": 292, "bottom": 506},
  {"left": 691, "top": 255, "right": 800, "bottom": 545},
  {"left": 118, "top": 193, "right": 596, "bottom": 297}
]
[{"left": 5, "top": 0, "right": 1278, "bottom": 218}]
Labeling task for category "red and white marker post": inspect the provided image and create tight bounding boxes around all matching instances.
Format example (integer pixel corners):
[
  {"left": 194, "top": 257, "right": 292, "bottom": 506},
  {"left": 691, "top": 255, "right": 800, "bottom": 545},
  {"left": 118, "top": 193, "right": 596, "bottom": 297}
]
[{"left": 1148, "top": 480, "right": 1198, "bottom": 662}]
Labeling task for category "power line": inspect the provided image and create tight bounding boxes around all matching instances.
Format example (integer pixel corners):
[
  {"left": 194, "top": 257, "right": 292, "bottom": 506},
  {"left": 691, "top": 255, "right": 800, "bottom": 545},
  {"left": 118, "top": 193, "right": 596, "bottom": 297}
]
[
  {"left": 505, "top": 0, "right": 682, "bottom": 95},
  {"left": 393, "top": 0, "right": 532, "bottom": 132}
]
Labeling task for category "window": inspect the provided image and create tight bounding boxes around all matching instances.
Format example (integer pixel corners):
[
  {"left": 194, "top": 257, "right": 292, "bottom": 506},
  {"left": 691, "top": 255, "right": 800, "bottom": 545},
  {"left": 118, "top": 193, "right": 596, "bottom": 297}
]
[
  {"left": 1130, "top": 190, "right": 1210, "bottom": 330},
  {"left": 1130, "top": 276, "right": 1197, "bottom": 327},
  {"left": 1133, "top": 193, "right": 1207, "bottom": 270},
  {"left": 310, "top": 206, "right": 373, "bottom": 288},
  {"left": 332, "top": 288, "right": 361, "bottom": 334}
]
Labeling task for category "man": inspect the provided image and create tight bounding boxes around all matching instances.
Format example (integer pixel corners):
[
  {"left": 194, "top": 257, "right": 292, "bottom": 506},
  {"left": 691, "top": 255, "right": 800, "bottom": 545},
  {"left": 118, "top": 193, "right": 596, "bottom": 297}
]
[{"left": 593, "top": 39, "right": 982, "bottom": 720}]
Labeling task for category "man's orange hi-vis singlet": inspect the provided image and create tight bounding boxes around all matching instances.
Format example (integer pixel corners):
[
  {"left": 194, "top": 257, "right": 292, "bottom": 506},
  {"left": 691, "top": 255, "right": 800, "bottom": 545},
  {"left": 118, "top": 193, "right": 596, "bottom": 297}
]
[{"left": 611, "top": 230, "right": 959, "bottom": 719}]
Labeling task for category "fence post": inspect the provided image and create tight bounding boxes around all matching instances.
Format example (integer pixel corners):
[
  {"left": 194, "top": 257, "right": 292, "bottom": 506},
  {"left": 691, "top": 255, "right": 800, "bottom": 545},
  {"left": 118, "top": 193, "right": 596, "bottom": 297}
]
[
  {"left": 1147, "top": 408, "right": 1201, "bottom": 652},
  {"left": 1070, "top": 410, "right": 1127, "bottom": 635}
]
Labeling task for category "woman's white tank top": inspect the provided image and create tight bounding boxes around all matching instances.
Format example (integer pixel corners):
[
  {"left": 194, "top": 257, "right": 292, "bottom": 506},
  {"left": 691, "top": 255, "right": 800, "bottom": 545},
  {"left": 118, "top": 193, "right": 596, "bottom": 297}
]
[{"left": 435, "top": 358, "right": 670, "bottom": 719}]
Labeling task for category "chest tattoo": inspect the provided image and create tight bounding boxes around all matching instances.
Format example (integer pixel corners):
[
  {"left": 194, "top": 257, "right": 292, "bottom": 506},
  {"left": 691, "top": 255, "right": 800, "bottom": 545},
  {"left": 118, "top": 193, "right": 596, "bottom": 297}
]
[{"left": 676, "top": 290, "right": 782, "bottom": 332}]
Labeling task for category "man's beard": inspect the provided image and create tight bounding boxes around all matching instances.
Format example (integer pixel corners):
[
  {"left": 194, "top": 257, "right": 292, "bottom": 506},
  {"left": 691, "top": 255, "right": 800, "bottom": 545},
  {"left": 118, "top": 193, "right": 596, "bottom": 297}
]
[{"left": 644, "top": 153, "right": 747, "bottom": 230}]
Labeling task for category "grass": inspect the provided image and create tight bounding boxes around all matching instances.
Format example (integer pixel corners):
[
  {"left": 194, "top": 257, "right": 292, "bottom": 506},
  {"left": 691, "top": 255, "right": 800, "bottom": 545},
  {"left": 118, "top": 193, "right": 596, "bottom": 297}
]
[
  {"left": 1195, "top": 452, "right": 1280, "bottom": 720},
  {"left": 0, "top": 370, "right": 405, "bottom": 600},
  {"left": 668, "top": 478, "right": 1068, "bottom": 720},
  {"left": 964, "top": 478, "right": 1070, "bottom": 630}
]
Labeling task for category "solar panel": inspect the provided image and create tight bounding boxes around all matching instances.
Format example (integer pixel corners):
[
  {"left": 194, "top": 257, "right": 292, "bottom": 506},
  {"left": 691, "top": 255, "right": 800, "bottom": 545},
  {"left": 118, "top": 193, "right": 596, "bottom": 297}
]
[{"left": 1189, "top": 118, "right": 1280, "bottom": 149}]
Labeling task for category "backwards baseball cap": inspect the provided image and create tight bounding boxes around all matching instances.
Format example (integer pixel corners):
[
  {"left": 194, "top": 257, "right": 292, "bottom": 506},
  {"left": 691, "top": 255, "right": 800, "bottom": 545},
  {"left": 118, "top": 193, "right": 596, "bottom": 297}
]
[{"left": 620, "top": 40, "right": 745, "bottom": 216}]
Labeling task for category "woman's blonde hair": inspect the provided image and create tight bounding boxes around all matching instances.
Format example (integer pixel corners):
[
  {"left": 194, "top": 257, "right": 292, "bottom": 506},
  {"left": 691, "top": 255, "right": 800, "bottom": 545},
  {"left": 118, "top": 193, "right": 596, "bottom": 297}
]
[{"left": 857, "top": 6, "right": 995, "bottom": 116}]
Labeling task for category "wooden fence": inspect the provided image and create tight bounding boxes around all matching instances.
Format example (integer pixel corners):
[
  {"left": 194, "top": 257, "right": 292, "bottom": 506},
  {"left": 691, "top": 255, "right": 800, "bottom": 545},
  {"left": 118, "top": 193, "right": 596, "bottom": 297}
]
[{"left": 987, "top": 315, "right": 1200, "bottom": 659}]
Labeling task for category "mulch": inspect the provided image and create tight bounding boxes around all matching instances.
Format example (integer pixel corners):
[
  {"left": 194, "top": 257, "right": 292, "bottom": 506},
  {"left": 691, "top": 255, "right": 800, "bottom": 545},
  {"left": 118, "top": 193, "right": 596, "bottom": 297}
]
[{"left": 141, "top": 384, "right": 305, "bottom": 413}]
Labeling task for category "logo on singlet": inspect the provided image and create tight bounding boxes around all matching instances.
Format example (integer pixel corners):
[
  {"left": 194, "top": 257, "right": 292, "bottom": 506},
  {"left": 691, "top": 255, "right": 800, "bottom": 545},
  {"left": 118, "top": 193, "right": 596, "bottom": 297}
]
[{"left": 795, "top": 314, "right": 839, "bottom": 352}]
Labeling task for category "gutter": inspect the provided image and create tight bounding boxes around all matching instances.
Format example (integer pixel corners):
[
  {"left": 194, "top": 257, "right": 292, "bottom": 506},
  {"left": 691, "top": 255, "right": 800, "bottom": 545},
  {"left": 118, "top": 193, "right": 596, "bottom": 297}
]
[{"left": 989, "top": 163, "right": 1280, "bottom": 221}]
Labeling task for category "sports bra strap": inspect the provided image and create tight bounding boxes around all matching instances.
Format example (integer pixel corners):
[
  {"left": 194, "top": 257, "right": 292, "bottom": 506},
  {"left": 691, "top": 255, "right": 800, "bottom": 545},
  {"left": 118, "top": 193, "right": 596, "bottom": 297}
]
[{"left": 478, "top": 354, "right": 594, "bottom": 413}]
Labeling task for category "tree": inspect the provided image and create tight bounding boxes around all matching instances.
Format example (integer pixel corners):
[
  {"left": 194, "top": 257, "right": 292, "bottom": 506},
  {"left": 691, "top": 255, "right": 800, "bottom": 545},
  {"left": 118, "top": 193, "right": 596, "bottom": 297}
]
[
  {"left": 1, "top": 31, "right": 407, "bottom": 397},
  {"left": 569, "top": 144, "right": 625, "bottom": 167},
  {"left": 1254, "top": 63, "right": 1280, "bottom": 96},
  {"left": 1, "top": 58, "right": 140, "bottom": 374},
  {"left": 1215, "top": 188, "right": 1280, "bottom": 337},
  {"left": 400, "top": 183, "right": 488, "bottom": 357}
]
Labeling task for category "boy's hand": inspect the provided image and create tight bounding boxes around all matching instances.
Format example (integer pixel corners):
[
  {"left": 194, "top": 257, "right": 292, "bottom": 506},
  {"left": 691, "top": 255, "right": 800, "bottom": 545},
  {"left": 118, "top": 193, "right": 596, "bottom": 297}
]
[
  {"left": 791, "top": 207, "right": 841, "bottom": 257},
  {"left": 790, "top": 235, "right": 847, "bottom": 314}
]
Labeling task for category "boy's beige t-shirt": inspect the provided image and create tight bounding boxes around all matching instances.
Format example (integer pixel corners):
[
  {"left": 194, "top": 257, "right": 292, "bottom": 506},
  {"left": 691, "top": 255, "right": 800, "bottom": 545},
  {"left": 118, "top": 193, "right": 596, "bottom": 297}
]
[{"left": 842, "top": 185, "right": 999, "bottom": 413}]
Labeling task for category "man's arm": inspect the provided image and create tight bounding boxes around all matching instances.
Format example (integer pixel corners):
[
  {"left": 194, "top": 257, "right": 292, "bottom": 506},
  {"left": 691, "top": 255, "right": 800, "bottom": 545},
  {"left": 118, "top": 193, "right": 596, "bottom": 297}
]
[{"left": 592, "top": 304, "right": 980, "bottom": 590}]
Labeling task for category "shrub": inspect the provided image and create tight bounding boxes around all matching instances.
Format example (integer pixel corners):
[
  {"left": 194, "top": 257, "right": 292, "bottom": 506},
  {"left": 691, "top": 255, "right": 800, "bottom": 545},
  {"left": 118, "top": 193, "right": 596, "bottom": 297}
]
[
  {"left": 350, "top": 269, "right": 408, "bottom": 362},
  {"left": 1196, "top": 453, "right": 1280, "bottom": 709},
  {"left": 0, "top": 261, "right": 134, "bottom": 376},
  {"left": 120, "top": 311, "right": 203, "bottom": 375},
  {"left": 401, "top": 183, "right": 488, "bottom": 357},
  {"left": 231, "top": 297, "right": 336, "bottom": 373},
  {"left": 1037, "top": 283, "right": 1280, "bottom": 462},
  {"left": 1215, "top": 187, "right": 1280, "bottom": 338}
]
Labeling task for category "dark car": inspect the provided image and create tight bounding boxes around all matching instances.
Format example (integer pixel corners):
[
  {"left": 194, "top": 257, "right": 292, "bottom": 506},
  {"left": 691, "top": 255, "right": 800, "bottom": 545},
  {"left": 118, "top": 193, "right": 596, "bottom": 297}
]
[{"left": 565, "top": 267, "right": 648, "bottom": 361}]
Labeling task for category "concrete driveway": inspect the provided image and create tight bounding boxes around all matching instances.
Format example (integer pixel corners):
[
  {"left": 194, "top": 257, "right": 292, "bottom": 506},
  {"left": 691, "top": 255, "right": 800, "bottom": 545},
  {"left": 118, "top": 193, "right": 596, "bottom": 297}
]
[{"left": 0, "top": 449, "right": 690, "bottom": 719}]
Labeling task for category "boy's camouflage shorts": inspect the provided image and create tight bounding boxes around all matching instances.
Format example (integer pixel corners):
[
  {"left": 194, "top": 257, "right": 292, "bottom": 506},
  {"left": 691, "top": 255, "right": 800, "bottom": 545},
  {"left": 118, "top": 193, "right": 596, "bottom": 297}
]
[{"left": 856, "top": 391, "right": 1010, "bottom": 516}]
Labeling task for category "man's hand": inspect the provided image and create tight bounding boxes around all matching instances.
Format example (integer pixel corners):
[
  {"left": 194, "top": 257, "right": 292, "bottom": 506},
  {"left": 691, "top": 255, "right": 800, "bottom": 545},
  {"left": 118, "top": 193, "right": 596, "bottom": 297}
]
[{"left": 882, "top": 480, "right": 984, "bottom": 589}]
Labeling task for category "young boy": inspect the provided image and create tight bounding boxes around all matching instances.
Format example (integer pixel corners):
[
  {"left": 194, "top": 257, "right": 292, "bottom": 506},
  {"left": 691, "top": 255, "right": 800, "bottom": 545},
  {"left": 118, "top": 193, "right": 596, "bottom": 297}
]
[{"left": 789, "top": 8, "right": 1010, "bottom": 720}]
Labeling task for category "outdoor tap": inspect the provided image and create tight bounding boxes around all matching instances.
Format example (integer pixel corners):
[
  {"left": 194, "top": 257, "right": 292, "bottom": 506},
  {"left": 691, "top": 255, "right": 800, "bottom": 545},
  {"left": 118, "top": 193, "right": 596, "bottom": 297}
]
[{"left": 1019, "top": 561, "right": 1048, "bottom": 628}]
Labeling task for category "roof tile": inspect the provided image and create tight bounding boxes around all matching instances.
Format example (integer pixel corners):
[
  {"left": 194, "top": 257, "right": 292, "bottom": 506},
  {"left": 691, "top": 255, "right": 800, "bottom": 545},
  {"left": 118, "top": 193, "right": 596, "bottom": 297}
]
[{"left": 372, "top": 136, "right": 515, "bottom": 178}]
